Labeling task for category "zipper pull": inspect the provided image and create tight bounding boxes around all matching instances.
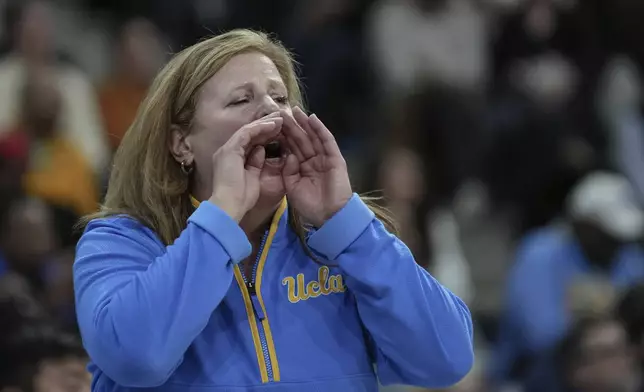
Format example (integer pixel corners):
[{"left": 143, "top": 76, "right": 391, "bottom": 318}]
[{"left": 247, "top": 282, "right": 265, "bottom": 320}]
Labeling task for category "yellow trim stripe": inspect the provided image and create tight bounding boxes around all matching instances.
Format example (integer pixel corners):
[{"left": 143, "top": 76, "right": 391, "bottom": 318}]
[
  {"left": 254, "top": 198, "right": 288, "bottom": 382},
  {"left": 191, "top": 195, "right": 286, "bottom": 383},
  {"left": 234, "top": 267, "right": 269, "bottom": 383}
]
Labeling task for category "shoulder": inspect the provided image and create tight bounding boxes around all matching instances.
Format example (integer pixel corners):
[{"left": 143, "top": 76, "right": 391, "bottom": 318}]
[
  {"left": 515, "top": 226, "right": 568, "bottom": 260},
  {"left": 78, "top": 215, "right": 165, "bottom": 255},
  {"left": 510, "top": 226, "right": 570, "bottom": 278}
]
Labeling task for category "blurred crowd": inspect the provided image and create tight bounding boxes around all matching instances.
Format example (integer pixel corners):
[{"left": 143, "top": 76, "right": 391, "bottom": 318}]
[{"left": 3, "top": 0, "right": 644, "bottom": 391}]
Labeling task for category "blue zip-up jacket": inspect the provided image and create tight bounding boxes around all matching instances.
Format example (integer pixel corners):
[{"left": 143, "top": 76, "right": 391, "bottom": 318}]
[{"left": 74, "top": 194, "right": 474, "bottom": 391}]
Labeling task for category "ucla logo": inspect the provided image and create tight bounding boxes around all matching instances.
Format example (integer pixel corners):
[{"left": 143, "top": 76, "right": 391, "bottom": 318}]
[{"left": 282, "top": 266, "right": 346, "bottom": 303}]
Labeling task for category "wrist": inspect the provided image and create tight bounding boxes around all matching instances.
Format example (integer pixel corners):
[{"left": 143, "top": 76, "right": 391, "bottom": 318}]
[
  {"left": 314, "top": 196, "right": 352, "bottom": 228},
  {"left": 208, "top": 195, "right": 243, "bottom": 222}
]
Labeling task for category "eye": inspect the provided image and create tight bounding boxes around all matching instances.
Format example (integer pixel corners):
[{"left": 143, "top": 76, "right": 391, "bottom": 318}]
[
  {"left": 274, "top": 96, "right": 288, "bottom": 105},
  {"left": 229, "top": 97, "right": 249, "bottom": 107}
]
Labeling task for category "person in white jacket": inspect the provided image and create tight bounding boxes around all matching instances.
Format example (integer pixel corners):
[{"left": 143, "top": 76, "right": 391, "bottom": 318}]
[{"left": 0, "top": 0, "right": 109, "bottom": 175}]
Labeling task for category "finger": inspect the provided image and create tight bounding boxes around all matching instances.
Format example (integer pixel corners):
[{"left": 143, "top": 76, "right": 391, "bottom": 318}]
[
  {"left": 246, "top": 117, "right": 284, "bottom": 147},
  {"left": 258, "top": 111, "right": 281, "bottom": 120},
  {"left": 293, "top": 106, "right": 324, "bottom": 155},
  {"left": 245, "top": 145, "right": 265, "bottom": 174},
  {"left": 281, "top": 153, "right": 300, "bottom": 191},
  {"left": 233, "top": 119, "right": 283, "bottom": 152},
  {"left": 281, "top": 109, "right": 316, "bottom": 160},
  {"left": 308, "top": 114, "right": 342, "bottom": 158}
]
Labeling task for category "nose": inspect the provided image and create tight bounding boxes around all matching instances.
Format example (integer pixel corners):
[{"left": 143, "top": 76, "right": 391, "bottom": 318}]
[{"left": 255, "top": 95, "right": 280, "bottom": 120}]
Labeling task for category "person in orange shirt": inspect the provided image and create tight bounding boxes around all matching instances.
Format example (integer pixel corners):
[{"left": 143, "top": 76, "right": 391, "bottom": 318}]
[
  {"left": 99, "top": 18, "right": 165, "bottom": 151},
  {"left": 20, "top": 67, "right": 98, "bottom": 217}
]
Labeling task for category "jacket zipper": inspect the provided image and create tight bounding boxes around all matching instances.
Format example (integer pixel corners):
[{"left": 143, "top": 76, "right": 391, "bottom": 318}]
[{"left": 239, "top": 230, "right": 274, "bottom": 382}]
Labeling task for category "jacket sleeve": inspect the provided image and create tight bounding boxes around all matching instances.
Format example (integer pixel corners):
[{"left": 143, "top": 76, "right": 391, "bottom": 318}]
[
  {"left": 308, "top": 194, "right": 474, "bottom": 388},
  {"left": 74, "top": 202, "right": 251, "bottom": 387}
]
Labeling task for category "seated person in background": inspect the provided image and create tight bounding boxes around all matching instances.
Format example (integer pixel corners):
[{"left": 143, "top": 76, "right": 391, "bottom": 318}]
[
  {"left": 556, "top": 316, "right": 640, "bottom": 392},
  {"left": 0, "top": 272, "right": 89, "bottom": 392},
  {"left": 491, "top": 171, "right": 644, "bottom": 387},
  {"left": 17, "top": 67, "right": 98, "bottom": 217},
  {"left": 99, "top": 17, "right": 164, "bottom": 152},
  {"left": 0, "top": 195, "right": 77, "bottom": 332},
  {"left": 0, "top": 196, "right": 56, "bottom": 298}
]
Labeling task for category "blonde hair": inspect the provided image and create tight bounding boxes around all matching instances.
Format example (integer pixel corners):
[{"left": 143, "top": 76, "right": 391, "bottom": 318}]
[{"left": 82, "top": 29, "right": 397, "bottom": 247}]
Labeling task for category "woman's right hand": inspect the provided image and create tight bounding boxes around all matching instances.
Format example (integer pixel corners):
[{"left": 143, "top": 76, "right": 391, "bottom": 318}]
[{"left": 209, "top": 112, "right": 283, "bottom": 222}]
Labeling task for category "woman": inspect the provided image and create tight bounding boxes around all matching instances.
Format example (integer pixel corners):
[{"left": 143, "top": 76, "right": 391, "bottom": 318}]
[{"left": 73, "top": 29, "right": 474, "bottom": 391}]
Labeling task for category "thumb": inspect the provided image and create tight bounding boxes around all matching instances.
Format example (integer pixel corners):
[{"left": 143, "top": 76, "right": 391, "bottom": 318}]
[
  {"left": 245, "top": 145, "right": 265, "bottom": 175},
  {"left": 282, "top": 153, "right": 300, "bottom": 190}
]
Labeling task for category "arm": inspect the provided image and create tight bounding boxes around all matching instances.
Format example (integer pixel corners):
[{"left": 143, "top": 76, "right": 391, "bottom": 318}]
[
  {"left": 74, "top": 202, "right": 251, "bottom": 387},
  {"left": 488, "top": 236, "right": 566, "bottom": 383},
  {"left": 60, "top": 69, "right": 110, "bottom": 174},
  {"left": 308, "top": 194, "right": 474, "bottom": 388},
  {"left": 506, "top": 246, "right": 566, "bottom": 352}
]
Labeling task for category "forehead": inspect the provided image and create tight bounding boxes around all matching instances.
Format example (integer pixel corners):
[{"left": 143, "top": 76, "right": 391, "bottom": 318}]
[{"left": 200, "top": 52, "right": 285, "bottom": 98}]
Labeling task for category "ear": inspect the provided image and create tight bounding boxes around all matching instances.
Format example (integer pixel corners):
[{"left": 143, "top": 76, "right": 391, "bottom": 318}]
[{"left": 168, "top": 124, "right": 193, "bottom": 164}]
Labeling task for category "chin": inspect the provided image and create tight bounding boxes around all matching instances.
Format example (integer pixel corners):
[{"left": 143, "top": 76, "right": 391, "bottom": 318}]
[{"left": 257, "top": 170, "right": 286, "bottom": 207}]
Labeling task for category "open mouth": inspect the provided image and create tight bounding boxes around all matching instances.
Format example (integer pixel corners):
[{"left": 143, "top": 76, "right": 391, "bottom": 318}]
[
  {"left": 264, "top": 138, "right": 290, "bottom": 163},
  {"left": 265, "top": 140, "right": 283, "bottom": 159}
]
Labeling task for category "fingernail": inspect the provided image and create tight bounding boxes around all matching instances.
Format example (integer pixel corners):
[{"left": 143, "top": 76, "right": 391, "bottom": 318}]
[{"left": 310, "top": 113, "right": 318, "bottom": 120}]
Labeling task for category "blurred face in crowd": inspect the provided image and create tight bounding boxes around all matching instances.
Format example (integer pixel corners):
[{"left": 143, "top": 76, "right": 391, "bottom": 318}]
[
  {"left": 22, "top": 70, "right": 61, "bottom": 138},
  {"left": 512, "top": 54, "right": 579, "bottom": 109},
  {"left": 15, "top": 1, "right": 55, "bottom": 60},
  {"left": 0, "top": 198, "right": 56, "bottom": 274},
  {"left": 172, "top": 52, "right": 292, "bottom": 206},
  {"left": 33, "top": 357, "right": 91, "bottom": 392},
  {"left": 568, "top": 320, "right": 639, "bottom": 392},
  {"left": 572, "top": 220, "right": 622, "bottom": 268},
  {"left": 379, "top": 148, "right": 425, "bottom": 203},
  {"left": 119, "top": 18, "right": 165, "bottom": 86}
]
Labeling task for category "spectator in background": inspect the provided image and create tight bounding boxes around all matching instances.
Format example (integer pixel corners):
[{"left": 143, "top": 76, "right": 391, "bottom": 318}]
[
  {"left": 556, "top": 316, "right": 641, "bottom": 392},
  {"left": 99, "top": 18, "right": 165, "bottom": 152},
  {"left": 281, "top": 0, "right": 377, "bottom": 161},
  {"left": 368, "top": 0, "right": 487, "bottom": 97},
  {"left": 0, "top": 0, "right": 109, "bottom": 175},
  {"left": 0, "top": 197, "right": 56, "bottom": 300},
  {"left": 19, "top": 68, "right": 98, "bottom": 218},
  {"left": 490, "top": 0, "right": 610, "bottom": 153},
  {"left": 0, "top": 272, "right": 89, "bottom": 391},
  {"left": 480, "top": 50, "right": 595, "bottom": 237},
  {"left": 0, "top": 194, "right": 78, "bottom": 332},
  {"left": 368, "top": 0, "right": 487, "bottom": 203},
  {"left": 491, "top": 171, "right": 644, "bottom": 388},
  {"left": 376, "top": 148, "right": 429, "bottom": 266}
]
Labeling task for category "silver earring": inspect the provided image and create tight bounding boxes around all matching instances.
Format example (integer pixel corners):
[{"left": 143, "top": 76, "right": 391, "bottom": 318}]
[{"left": 180, "top": 160, "right": 193, "bottom": 175}]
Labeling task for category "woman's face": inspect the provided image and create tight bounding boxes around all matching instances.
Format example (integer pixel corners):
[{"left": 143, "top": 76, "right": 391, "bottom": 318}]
[{"left": 180, "top": 52, "right": 291, "bottom": 207}]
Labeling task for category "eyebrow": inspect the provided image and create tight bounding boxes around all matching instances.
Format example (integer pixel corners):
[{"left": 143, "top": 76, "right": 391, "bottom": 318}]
[{"left": 230, "top": 78, "right": 287, "bottom": 93}]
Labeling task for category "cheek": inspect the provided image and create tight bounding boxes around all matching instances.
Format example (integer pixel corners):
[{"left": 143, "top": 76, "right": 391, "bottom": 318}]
[{"left": 190, "top": 115, "right": 252, "bottom": 171}]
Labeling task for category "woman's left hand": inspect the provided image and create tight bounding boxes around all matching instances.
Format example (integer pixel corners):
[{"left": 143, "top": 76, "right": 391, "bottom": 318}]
[{"left": 281, "top": 107, "right": 352, "bottom": 227}]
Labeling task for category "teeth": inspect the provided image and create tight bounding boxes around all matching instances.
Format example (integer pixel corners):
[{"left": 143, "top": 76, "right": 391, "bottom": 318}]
[{"left": 265, "top": 141, "right": 281, "bottom": 158}]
